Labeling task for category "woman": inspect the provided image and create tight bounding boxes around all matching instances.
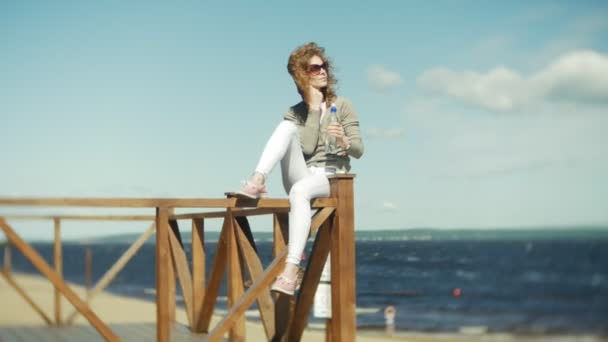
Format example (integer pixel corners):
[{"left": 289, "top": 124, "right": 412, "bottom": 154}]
[{"left": 236, "top": 42, "right": 364, "bottom": 295}]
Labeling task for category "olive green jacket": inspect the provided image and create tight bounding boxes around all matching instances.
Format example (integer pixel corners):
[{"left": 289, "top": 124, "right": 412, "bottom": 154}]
[{"left": 283, "top": 96, "right": 364, "bottom": 172}]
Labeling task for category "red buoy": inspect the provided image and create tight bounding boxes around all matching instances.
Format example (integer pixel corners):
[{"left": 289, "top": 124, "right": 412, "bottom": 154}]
[{"left": 452, "top": 288, "right": 462, "bottom": 297}]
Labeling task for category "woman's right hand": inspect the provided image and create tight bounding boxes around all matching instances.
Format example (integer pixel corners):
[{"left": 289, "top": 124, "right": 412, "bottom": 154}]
[{"left": 306, "top": 85, "right": 324, "bottom": 111}]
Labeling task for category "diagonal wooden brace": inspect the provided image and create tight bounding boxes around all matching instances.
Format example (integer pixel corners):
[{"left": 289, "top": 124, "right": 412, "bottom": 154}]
[{"left": 0, "top": 218, "right": 120, "bottom": 341}]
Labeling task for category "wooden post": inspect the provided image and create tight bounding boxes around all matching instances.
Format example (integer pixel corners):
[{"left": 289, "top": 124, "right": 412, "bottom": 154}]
[
  {"left": 168, "top": 223, "right": 194, "bottom": 327},
  {"left": 329, "top": 175, "right": 356, "bottom": 341},
  {"left": 233, "top": 218, "right": 275, "bottom": 339},
  {"left": 167, "top": 211, "right": 177, "bottom": 324},
  {"left": 226, "top": 209, "right": 245, "bottom": 341},
  {"left": 85, "top": 248, "right": 92, "bottom": 298},
  {"left": 4, "top": 243, "right": 11, "bottom": 275},
  {"left": 53, "top": 217, "right": 62, "bottom": 326},
  {"left": 191, "top": 218, "right": 206, "bottom": 328},
  {"left": 195, "top": 219, "right": 229, "bottom": 333},
  {"left": 156, "top": 207, "right": 170, "bottom": 342},
  {"left": 168, "top": 241, "right": 177, "bottom": 323}
]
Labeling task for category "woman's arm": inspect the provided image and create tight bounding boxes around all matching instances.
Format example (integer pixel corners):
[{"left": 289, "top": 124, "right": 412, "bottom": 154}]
[{"left": 339, "top": 98, "right": 364, "bottom": 159}]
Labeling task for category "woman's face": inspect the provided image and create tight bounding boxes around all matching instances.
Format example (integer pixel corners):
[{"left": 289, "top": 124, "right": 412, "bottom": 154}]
[{"left": 307, "top": 55, "right": 328, "bottom": 89}]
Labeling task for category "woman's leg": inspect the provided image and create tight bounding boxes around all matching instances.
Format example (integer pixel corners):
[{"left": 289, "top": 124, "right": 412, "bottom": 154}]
[
  {"left": 240, "top": 120, "right": 306, "bottom": 198},
  {"left": 284, "top": 174, "right": 330, "bottom": 266},
  {"left": 253, "top": 121, "right": 308, "bottom": 182}
]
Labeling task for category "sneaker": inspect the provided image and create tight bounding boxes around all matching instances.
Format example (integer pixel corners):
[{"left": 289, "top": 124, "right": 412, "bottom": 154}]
[
  {"left": 236, "top": 180, "right": 268, "bottom": 199},
  {"left": 271, "top": 274, "right": 298, "bottom": 296}
]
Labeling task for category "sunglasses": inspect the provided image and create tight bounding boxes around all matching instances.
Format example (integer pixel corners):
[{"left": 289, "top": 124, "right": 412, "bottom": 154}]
[{"left": 308, "top": 62, "right": 328, "bottom": 75}]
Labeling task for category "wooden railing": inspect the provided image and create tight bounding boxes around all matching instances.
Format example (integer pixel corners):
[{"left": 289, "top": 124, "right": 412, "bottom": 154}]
[{"left": 0, "top": 174, "right": 356, "bottom": 341}]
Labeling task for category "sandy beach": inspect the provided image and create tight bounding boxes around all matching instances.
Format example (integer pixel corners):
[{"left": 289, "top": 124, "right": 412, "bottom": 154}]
[{"left": 0, "top": 272, "right": 604, "bottom": 341}]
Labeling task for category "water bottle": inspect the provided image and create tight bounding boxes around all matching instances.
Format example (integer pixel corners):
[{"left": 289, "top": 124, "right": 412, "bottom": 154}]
[{"left": 325, "top": 103, "right": 339, "bottom": 154}]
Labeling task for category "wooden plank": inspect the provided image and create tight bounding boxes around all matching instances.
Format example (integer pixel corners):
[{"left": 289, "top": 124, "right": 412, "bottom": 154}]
[
  {"left": 288, "top": 218, "right": 332, "bottom": 341},
  {"left": 191, "top": 219, "right": 206, "bottom": 327},
  {"left": 54, "top": 218, "right": 62, "bottom": 326},
  {"left": 2, "top": 215, "right": 155, "bottom": 221},
  {"left": 0, "top": 328, "right": 22, "bottom": 342},
  {"left": 0, "top": 197, "right": 336, "bottom": 209},
  {"left": 0, "top": 218, "right": 119, "bottom": 341},
  {"left": 156, "top": 207, "right": 170, "bottom": 342},
  {"left": 69, "top": 325, "right": 104, "bottom": 341},
  {"left": 329, "top": 176, "right": 356, "bottom": 342},
  {"left": 195, "top": 219, "right": 229, "bottom": 333},
  {"left": 0, "top": 270, "right": 53, "bottom": 325},
  {"left": 226, "top": 210, "right": 246, "bottom": 341},
  {"left": 233, "top": 217, "right": 275, "bottom": 339},
  {"left": 17, "top": 326, "right": 59, "bottom": 342},
  {"left": 172, "top": 208, "right": 289, "bottom": 220},
  {"left": 7, "top": 327, "right": 33, "bottom": 342},
  {"left": 0, "top": 198, "right": 232, "bottom": 208},
  {"left": 207, "top": 249, "right": 288, "bottom": 342},
  {"left": 65, "top": 223, "right": 156, "bottom": 324},
  {"left": 169, "top": 222, "right": 194, "bottom": 327}
]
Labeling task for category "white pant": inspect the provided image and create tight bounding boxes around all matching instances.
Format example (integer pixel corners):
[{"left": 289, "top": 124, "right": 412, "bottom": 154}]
[{"left": 255, "top": 121, "right": 330, "bottom": 265}]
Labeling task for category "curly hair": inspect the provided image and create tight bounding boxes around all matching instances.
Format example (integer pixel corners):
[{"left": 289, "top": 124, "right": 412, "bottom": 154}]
[{"left": 287, "top": 42, "right": 338, "bottom": 105}]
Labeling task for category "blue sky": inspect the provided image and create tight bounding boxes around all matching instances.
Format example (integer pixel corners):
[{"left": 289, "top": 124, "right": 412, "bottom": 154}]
[{"left": 1, "top": 1, "right": 607, "bottom": 240}]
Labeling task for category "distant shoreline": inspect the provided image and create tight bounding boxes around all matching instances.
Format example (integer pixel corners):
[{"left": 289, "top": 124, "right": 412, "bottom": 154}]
[{"left": 7, "top": 225, "right": 606, "bottom": 244}]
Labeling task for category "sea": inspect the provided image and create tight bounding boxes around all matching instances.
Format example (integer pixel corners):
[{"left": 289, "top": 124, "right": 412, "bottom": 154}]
[{"left": 2, "top": 228, "right": 608, "bottom": 335}]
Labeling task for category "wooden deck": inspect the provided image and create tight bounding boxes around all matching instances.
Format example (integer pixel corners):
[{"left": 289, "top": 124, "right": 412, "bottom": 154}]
[{"left": 0, "top": 323, "right": 205, "bottom": 342}]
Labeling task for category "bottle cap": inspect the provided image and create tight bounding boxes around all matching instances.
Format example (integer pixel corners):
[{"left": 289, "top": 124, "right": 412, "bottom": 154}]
[{"left": 330, "top": 103, "right": 337, "bottom": 112}]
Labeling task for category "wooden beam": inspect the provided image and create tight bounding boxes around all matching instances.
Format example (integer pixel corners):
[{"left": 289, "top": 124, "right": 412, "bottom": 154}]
[
  {"left": 0, "top": 270, "right": 53, "bottom": 325},
  {"left": 0, "top": 197, "right": 336, "bottom": 209},
  {"left": 288, "top": 218, "right": 332, "bottom": 341},
  {"left": 172, "top": 208, "right": 290, "bottom": 220},
  {"left": 329, "top": 175, "right": 356, "bottom": 342},
  {"left": 233, "top": 218, "right": 275, "bottom": 339},
  {"left": 168, "top": 223, "right": 194, "bottom": 327},
  {"left": 66, "top": 223, "right": 156, "bottom": 324},
  {"left": 226, "top": 210, "right": 246, "bottom": 341},
  {"left": 156, "top": 207, "right": 170, "bottom": 342},
  {"left": 273, "top": 293, "right": 295, "bottom": 342},
  {"left": 191, "top": 219, "right": 206, "bottom": 328},
  {"left": 310, "top": 207, "right": 336, "bottom": 237},
  {"left": 53, "top": 218, "right": 62, "bottom": 326},
  {"left": 2, "top": 215, "right": 155, "bottom": 221},
  {"left": 195, "top": 219, "right": 228, "bottom": 333},
  {"left": 0, "top": 218, "right": 119, "bottom": 341},
  {"left": 207, "top": 249, "right": 288, "bottom": 342}
]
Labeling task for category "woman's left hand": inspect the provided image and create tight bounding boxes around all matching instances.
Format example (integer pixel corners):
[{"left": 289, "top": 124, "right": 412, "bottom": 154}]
[{"left": 327, "top": 123, "right": 350, "bottom": 150}]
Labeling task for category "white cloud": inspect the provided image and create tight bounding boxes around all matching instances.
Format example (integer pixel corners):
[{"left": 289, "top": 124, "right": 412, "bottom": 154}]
[
  {"left": 382, "top": 201, "right": 397, "bottom": 211},
  {"left": 367, "top": 65, "right": 402, "bottom": 91},
  {"left": 417, "top": 50, "right": 608, "bottom": 111},
  {"left": 366, "top": 127, "right": 403, "bottom": 139},
  {"left": 401, "top": 97, "right": 608, "bottom": 179}
]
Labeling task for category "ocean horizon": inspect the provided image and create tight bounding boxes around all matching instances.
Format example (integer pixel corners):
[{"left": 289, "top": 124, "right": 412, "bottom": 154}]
[{"left": 1, "top": 227, "right": 607, "bottom": 335}]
